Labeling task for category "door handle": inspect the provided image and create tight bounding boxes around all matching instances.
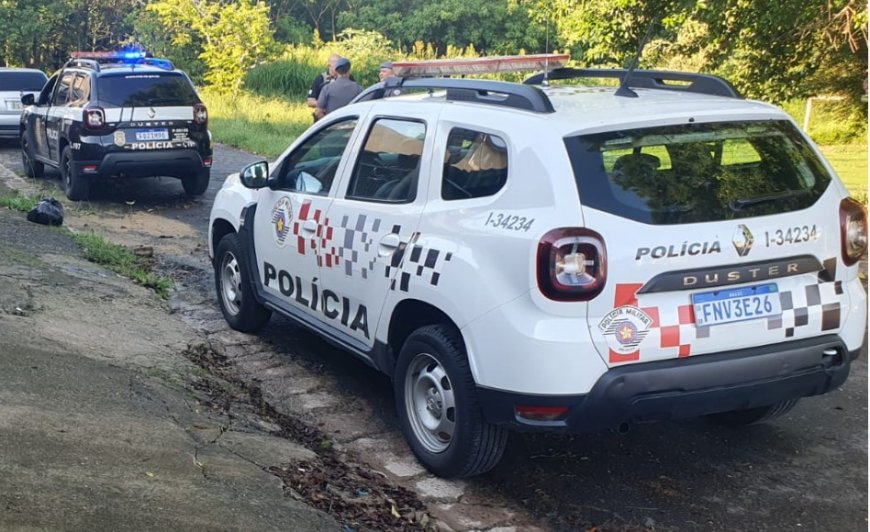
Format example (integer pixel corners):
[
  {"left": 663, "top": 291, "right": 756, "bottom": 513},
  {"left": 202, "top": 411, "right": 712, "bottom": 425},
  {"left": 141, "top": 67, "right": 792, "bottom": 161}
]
[
  {"left": 302, "top": 220, "right": 318, "bottom": 233},
  {"left": 378, "top": 233, "right": 401, "bottom": 257}
]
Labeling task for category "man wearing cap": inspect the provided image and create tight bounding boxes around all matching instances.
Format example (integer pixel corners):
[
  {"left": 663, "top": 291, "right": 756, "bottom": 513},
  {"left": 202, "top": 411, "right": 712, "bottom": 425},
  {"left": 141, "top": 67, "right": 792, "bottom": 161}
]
[
  {"left": 315, "top": 56, "right": 362, "bottom": 120},
  {"left": 379, "top": 61, "right": 394, "bottom": 82}
]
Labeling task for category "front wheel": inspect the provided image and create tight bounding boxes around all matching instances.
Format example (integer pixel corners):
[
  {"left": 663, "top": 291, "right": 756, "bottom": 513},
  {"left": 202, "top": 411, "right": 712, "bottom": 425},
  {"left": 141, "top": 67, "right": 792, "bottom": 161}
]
[
  {"left": 182, "top": 169, "right": 210, "bottom": 196},
  {"left": 707, "top": 399, "right": 799, "bottom": 426},
  {"left": 61, "top": 146, "right": 89, "bottom": 201},
  {"left": 21, "top": 133, "right": 44, "bottom": 178},
  {"left": 214, "top": 232, "right": 271, "bottom": 332},
  {"left": 395, "top": 324, "right": 508, "bottom": 478}
]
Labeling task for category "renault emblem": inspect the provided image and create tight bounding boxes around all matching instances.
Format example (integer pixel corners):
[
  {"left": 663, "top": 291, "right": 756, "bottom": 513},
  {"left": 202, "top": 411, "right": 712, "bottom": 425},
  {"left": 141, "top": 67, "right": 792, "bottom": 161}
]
[
  {"left": 147, "top": 107, "right": 156, "bottom": 118},
  {"left": 732, "top": 224, "right": 754, "bottom": 257}
]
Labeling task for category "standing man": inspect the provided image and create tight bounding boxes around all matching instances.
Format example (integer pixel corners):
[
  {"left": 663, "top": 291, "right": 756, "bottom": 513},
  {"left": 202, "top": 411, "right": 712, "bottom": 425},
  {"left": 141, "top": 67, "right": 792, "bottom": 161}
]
[
  {"left": 379, "top": 61, "right": 394, "bottom": 82},
  {"left": 307, "top": 53, "right": 340, "bottom": 122},
  {"left": 315, "top": 57, "right": 362, "bottom": 120}
]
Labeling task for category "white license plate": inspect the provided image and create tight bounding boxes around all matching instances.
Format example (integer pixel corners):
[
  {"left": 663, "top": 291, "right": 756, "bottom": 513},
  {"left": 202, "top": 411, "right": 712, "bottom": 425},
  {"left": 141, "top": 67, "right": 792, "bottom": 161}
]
[
  {"left": 6, "top": 100, "right": 21, "bottom": 110},
  {"left": 692, "top": 283, "right": 781, "bottom": 327},
  {"left": 135, "top": 129, "right": 169, "bottom": 141}
]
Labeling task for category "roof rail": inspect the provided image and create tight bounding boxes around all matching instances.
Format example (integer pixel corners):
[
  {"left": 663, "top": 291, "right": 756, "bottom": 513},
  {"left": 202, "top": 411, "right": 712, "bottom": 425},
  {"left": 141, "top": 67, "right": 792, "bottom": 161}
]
[
  {"left": 354, "top": 77, "right": 555, "bottom": 113},
  {"left": 523, "top": 68, "right": 741, "bottom": 99},
  {"left": 64, "top": 58, "right": 100, "bottom": 72}
]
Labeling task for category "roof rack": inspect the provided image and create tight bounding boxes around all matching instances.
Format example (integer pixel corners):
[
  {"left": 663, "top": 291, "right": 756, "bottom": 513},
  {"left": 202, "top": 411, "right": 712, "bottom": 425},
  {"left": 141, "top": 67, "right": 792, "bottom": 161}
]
[
  {"left": 354, "top": 77, "right": 555, "bottom": 113},
  {"left": 64, "top": 58, "right": 101, "bottom": 72},
  {"left": 523, "top": 68, "right": 741, "bottom": 99}
]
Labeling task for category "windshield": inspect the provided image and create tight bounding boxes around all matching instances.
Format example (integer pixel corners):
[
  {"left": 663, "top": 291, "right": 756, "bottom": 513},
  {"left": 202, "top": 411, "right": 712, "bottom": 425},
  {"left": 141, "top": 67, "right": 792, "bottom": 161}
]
[
  {"left": 97, "top": 73, "right": 199, "bottom": 107},
  {"left": 0, "top": 71, "right": 48, "bottom": 91},
  {"left": 564, "top": 120, "right": 832, "bottom": 224}
]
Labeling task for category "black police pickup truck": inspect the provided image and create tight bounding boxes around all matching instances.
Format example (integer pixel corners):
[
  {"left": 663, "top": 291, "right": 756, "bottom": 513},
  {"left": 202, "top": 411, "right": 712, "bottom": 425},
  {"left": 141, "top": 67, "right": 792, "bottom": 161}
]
[{"left": 20, "top": 51, "right": 212, "bottom": 201}]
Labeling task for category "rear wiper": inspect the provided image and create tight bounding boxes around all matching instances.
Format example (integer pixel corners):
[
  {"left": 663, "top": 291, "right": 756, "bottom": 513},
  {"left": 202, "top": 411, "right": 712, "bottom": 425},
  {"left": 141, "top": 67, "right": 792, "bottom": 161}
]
[
  {"left": 730, "top": 189, "right": 810, "bottom": 211},
  {"left": 147, "top": 98, "right": 179, "bottom": 105}
]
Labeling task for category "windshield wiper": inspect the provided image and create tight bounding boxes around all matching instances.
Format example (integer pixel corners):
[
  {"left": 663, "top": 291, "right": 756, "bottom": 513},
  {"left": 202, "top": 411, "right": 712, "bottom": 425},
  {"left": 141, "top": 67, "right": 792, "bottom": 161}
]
[
  {"left": 147, "top": 98, "right": 180, "bottom": 105},
  {"left": 730, "top": 189, "right": 810, "bottom": 211}
]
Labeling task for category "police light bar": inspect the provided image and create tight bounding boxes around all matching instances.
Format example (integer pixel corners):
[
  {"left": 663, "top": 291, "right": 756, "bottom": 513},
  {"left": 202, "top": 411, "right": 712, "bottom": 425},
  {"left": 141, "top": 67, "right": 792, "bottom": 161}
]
[
  {"left": 70, "top": 50, "right": 147, "bottom": 61},
  {"left": 390, "top": 54, "right": 569, "bottom": 77}
]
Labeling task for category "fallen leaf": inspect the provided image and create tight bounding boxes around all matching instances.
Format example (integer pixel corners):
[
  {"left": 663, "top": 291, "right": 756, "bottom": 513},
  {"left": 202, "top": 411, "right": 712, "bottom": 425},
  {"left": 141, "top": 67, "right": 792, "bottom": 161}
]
[
  {"left": 390, "top": 505, "right": 401, "bottom": 518},
  {"left": 145, "top": 471, "right": 155, "bottom": 478}
]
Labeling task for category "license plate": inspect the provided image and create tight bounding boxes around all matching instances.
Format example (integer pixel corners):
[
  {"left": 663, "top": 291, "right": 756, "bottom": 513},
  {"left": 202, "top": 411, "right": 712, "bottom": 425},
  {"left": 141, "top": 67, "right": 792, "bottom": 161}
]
[
  {"left": 692, "top": 283, "right": 781, "bottom": 327},
  {"left": 135, "top": 128, "right": 169, "bottom": 141}
]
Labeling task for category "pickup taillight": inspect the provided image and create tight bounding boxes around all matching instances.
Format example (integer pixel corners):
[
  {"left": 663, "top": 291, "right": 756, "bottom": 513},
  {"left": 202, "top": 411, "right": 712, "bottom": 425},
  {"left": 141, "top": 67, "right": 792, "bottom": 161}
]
[
  {"left": 840, "top": 197, "right": 867, "bottom": 266},
  {"left": 194, "top": 103, "right": 208, "bottom": 127},
  {"left": 537, "top": 228, "right": 607, "bottom": 301},
  {"left": 83, "top": 106, "right": 105, "bottom": 130}
]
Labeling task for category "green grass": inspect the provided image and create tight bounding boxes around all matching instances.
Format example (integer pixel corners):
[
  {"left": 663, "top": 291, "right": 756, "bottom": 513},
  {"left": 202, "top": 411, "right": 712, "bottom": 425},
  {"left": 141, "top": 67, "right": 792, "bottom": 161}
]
[
  {"left": 0, "top": 192, "right": 39, "bottom": 213},
  {"left": 202, "top": 87, "right": 312, "bottom": 158},
  {"left": 71, "top": 231, "right": 174, "bottom": 299},
  {"left": 821, "top": 144, "right": 868, "bottom": 202}
]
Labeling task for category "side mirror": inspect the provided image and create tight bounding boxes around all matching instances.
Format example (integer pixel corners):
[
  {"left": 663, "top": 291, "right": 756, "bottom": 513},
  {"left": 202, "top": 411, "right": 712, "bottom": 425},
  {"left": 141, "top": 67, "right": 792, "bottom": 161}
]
[
  {"left": 21, "top": 93, "right": 35, "bottom": 106},
  {"left": 240, "top": 160, "right": 269, "bottom": 189}
]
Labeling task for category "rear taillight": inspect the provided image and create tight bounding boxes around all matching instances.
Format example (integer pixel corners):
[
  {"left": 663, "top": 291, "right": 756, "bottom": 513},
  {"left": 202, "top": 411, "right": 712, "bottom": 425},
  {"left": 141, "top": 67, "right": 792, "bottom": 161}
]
[
  {"left": 840, "top": 197, "right": 867, "bottom": 266},
  {"left": 537, "top": 228, "right": 607, "bottom": 301},
  {"left": 83, "top": 106, "right": 105, "bottom": 129},
  {"left": 194, "top": 103, "right": 208, "bottom": 126}
]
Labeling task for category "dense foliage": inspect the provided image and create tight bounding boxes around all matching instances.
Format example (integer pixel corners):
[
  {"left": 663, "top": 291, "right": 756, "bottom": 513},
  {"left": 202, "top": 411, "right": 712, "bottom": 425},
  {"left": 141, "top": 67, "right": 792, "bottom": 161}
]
[{"left": 0, "top": 0, "right": 864, "bottom": 106}]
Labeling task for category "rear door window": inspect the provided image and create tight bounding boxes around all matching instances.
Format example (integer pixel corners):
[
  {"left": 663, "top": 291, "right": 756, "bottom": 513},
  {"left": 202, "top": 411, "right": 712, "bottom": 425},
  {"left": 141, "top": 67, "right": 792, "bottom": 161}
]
[
  {"left": 442, "top": 128, "right": 508, "bottom": 200},
  {"left": 96, "top": 73, "right": 199, "bottom": 107},
  {"left": 565, "top": 120, "right": 832, "bottom": 224}
]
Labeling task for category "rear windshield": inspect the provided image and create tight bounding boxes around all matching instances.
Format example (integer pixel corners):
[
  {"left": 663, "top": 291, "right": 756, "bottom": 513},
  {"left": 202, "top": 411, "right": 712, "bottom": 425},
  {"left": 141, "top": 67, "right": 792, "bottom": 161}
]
[
  {"left": 96, "top": 73, "right": 199, "bottom": 107},
  {"left": 565, "top": 120, "right": 832, "bottom": 224},
  {"left": 0, "top": 71, "right": 47, "bottom": 91}
]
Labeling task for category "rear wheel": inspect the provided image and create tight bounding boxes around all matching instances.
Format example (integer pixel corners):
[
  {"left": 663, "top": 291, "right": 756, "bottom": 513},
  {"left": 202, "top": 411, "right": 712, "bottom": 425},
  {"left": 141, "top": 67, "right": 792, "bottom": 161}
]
[
  {"left": 395, "top": 324, "right": 508, "bottom": 478},
  {"left": 182, "top": 169, "right": 210, "bottom": 196},
  {"left": 707, "top": 399, "right": 799, "bottom": 426},
  {"left": 214, "top": 232, "right": 271, "bottom": 332},
  {"left": 61, "top": 146, "right": 89, "bottom": 201},
  {"left": 21, "top": 133, "right": 44, "bottom": 178}
]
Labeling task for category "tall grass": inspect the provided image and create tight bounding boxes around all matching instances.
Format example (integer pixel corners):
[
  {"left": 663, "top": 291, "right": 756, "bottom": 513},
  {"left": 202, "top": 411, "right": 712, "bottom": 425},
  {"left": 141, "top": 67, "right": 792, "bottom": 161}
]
[
  {"left": 781, "top": 98, "right": 867, "bottom": 145},
  {"left": 201, "top": 87, "right": 313, "bottom": 157}
]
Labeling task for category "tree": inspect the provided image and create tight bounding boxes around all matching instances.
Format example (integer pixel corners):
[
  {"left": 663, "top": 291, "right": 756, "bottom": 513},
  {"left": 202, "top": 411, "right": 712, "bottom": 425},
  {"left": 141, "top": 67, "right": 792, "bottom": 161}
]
[{"left": 145, "top": 0, "right": 278, "bottom": 93}]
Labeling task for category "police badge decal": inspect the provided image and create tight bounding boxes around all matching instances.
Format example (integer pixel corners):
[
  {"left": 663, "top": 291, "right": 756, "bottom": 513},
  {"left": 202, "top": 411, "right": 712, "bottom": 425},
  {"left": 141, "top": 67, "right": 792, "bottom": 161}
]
[{"left": 271, "top": 197, "right": 293, "bottom": 247}]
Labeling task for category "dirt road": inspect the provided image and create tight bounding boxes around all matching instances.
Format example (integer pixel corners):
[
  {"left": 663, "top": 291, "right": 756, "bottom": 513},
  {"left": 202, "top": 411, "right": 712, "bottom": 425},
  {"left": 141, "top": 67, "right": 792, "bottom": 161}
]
[{"left": 0, "top": 140, "right": 865, "bottom": 531}]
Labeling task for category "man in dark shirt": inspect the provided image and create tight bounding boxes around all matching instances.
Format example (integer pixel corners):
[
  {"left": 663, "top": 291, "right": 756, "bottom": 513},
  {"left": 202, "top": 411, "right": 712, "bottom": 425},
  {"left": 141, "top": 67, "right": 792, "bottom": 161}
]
[
  {"left": 307, "top": 53, "right": 340, "bottom": 121},
  {"left": 315, "top": 57, "right": 363, "bottom": 120}
]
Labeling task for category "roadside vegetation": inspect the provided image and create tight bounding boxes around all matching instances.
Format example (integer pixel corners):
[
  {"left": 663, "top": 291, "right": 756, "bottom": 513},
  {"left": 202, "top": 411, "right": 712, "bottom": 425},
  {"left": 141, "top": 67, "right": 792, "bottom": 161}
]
[{"left": 0, "top": 191, "right": 173, "bottom": 298}]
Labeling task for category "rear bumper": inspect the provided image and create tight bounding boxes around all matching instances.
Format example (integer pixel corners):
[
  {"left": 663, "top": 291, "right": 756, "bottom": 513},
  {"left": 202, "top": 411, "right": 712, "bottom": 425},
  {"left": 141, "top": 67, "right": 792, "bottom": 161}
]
[
  {"left": 77, "top": 149, "right": 208, "bottom": 179},
  {"left": 478, "top": 335, "right": 854, "bottom": 432}
]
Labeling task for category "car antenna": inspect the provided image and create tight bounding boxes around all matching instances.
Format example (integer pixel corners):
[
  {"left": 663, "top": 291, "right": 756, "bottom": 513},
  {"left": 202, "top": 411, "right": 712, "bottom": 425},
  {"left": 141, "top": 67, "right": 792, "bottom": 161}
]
[{"left": 615, "top": 19, "right": 659, "bottom": 98}]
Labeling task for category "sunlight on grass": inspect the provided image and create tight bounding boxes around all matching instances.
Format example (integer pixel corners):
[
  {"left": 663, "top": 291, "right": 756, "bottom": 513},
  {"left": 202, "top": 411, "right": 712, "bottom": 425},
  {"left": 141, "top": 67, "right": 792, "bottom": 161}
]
[
  {"left": 201, "top": 88, "right": 312, "bottom": 158},
  {"left": 820, "top": 144, "right": 868, "bottom": 202}
]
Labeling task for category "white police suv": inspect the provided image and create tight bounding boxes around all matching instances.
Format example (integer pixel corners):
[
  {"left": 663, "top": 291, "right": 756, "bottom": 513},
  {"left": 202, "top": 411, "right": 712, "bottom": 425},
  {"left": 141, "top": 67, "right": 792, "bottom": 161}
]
[{"left": 208, "top": 55, "right": 867, "bottom": 478}]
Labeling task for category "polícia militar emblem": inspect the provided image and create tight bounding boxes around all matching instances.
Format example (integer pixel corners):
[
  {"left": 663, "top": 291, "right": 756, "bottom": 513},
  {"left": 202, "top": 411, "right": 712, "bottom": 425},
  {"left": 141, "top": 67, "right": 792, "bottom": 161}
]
[
  {"left": 113, "top": 130, "right": 126, "bottom": 147},
  {"left": 271, "top": 197, "right": 293, "bottom": 247},
  {"left": 598, "top": 305, "right": 653, "bottom": 355}
]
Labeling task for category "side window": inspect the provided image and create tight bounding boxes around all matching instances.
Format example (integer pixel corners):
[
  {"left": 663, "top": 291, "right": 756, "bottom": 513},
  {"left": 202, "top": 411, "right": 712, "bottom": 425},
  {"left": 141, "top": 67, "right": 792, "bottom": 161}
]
[
  {"left": 52, "top": 73, "right": 74, "bottom": 106},
  {"left": 69, "top": 74, "right": 90, "bottom": 106},
  {"left": 38, "top": 75, "right": 58, "bottom": 105},
  {"left": 276, "top": 119, "right": 357, "bottom": 194},
  {"left": 442, "top": 128, "right": 508, "bottom": 200},
  {"left": 346, "top": 118, "right": 426, "bottom": 203}
]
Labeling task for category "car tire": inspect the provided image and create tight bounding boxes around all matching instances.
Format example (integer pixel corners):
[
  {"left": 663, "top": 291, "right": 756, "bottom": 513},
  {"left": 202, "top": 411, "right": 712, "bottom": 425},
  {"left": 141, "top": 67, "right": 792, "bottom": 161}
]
[
  {"left": 214, "top": 232, "right": 271, "bottom": 332},
  {"left": 182, "top": 169, "right": 210, "bottom": 196},
  {"left": 395, "top": 324, "right": 508, "bottom": 478},
  {"left": 61, "top": 146, "right": 89, "bottom": 201},
  {"left": 21, "top": 134, "right": 44, "bottom": 178},
  {"left": 707, "top": 399, "right": 799, "bottom": 426}
]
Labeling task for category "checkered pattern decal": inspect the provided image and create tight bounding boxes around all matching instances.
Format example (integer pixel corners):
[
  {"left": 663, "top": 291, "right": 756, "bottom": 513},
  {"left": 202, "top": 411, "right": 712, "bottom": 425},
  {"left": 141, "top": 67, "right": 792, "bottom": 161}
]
[
  {"left": 609, "top": 258, "right": 843, "bottom": 365},
  {"left": 287, "top": 200, "right": 452, "bottom": 291}
]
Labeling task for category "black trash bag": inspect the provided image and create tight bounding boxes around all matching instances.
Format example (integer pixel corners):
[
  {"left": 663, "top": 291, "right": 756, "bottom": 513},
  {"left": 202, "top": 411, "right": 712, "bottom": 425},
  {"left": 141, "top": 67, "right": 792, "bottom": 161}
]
[{"left": 26, "top": 197, "right": 64, "bottom": 226}]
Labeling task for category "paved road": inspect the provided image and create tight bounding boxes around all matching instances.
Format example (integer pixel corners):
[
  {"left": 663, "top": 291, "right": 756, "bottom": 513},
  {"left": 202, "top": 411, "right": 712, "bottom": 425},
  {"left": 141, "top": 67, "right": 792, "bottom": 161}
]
[{"left": 1, "top": 139, "right": 866, "bottom": 531}]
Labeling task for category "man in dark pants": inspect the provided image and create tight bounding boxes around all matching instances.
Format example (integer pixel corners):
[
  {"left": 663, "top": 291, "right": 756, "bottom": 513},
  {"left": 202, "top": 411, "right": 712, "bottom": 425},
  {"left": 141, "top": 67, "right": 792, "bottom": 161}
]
[{"left": 315, "top": 57, "right": 363, "bottom": 120}]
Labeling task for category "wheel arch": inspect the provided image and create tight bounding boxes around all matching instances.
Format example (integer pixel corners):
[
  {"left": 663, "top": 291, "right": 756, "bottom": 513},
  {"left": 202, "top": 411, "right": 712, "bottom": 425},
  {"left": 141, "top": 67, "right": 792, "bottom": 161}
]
[
  {"left": 385, "top": 298, "right": 467, "bottom": 374},
  {"left": 210, "top": 218, "right": 237, "bottom": 263}
]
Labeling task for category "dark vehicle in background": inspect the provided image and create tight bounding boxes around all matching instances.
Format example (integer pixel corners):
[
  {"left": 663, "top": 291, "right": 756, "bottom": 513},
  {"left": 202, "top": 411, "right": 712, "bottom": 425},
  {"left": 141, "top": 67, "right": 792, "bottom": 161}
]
[
  {"left": 19, "top": 52, "right": 212, "bottom": 201},
  {"left": 0, "top": 68, "right": 48, "bottom": 138}
]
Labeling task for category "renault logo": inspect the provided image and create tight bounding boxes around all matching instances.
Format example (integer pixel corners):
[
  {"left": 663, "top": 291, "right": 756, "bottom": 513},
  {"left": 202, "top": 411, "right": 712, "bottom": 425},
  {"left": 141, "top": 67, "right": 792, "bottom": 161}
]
[
  {"left": 732, "top": 224, "right": 754, "bottom": 257},
  {"left": 147, "top": 107, "right": 156, "bottom": 118}
]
